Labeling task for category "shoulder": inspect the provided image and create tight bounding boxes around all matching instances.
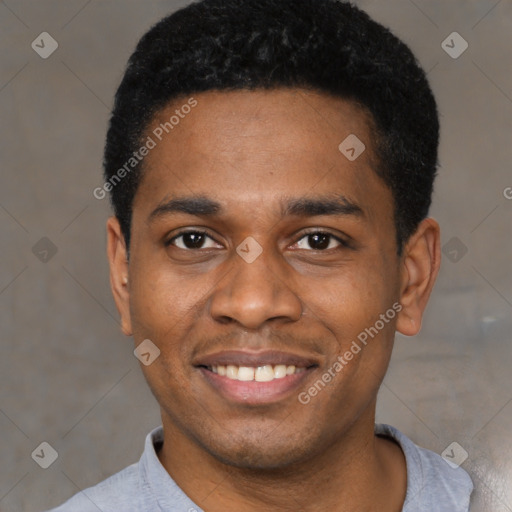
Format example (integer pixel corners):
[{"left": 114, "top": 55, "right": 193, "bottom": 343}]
[
  {"left": 44, "top": 426, "right": 166, "bottom": 512},
  {"left": 375, "top": 424, "right": 474, "bottom": 512},
  {"left": 44, "top": 462, "right": 144, "bottom": 512}
]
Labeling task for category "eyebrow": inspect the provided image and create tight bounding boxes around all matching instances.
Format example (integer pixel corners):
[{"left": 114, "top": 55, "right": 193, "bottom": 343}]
[
  {"left": 282, "top": 196, "right": 364, "bottom": 218},
  {"left": 149, "top": 196, "right": 221, "bottom": 221},
  {"left": 148, "top": 194, "right": 364, "bottom": 222}
]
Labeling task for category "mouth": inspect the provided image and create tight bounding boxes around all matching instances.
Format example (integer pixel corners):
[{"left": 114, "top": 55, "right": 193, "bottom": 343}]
[
  {"left": 194, "top": 350, "right": 319, "bottom": 405},
  {"left": 205, "top": 363, "right": 307, "bottom": 381}
]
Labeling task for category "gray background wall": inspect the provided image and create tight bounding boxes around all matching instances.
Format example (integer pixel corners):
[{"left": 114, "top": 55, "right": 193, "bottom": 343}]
[{"left": 0, "top": 1, "right": 511, "bottom": 511}]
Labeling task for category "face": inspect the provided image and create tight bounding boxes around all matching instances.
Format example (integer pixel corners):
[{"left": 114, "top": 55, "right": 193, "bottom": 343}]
[{"left": 108, "top": 89, "right": 437, "bottom": 469}]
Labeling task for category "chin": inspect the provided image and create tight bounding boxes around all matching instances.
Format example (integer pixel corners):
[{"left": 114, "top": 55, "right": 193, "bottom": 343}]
[{"left": 201, "top": 429, "right": 320, "bottom": 470}]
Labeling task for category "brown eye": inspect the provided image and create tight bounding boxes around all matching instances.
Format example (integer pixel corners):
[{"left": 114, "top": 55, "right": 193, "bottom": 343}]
[
  {"left": 307, "top": 233, "right": 330, "bottom": 250},
  {"left": 167, "top": 231, "right": 221, "bottom": 250},
  {"left": 293, "top": 231, "right": 350, "bottom": 251}
]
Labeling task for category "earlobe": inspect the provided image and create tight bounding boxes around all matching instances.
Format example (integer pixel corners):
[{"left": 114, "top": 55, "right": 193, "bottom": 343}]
[
  {"left": 396, "top": 218, "right": 441, "bottom": 337},
  {"left": 106, "top": 217, "right": 133, "bottom": 336}
]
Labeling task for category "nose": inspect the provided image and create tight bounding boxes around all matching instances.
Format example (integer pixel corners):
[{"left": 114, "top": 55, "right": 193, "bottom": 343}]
[{"left": 208, "top": 248, "right": 303, "bottom": 330}]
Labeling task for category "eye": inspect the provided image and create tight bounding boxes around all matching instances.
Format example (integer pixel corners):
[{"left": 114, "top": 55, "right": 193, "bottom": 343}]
[
  {"left": 293, "top": 231, "right": 349, "bottom": 251},
  {"left": 166, "top": 230, "right": 222, "bottom": 250}
]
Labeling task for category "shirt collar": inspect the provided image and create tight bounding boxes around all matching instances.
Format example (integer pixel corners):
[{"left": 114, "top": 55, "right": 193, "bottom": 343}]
[{"left": 138, "top": 425, "right": 204, "bottom": 512}]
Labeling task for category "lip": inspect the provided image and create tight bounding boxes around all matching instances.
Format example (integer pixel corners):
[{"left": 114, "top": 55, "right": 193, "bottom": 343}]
[
  {"left": 194, "top": 350, "right": 320, "bottom": 405},
  {"left": 193, "top": 349, "right": 319, "bottom": 368},
  {"left": 198, "top": 366, "right": 316, "bottom": 405}
]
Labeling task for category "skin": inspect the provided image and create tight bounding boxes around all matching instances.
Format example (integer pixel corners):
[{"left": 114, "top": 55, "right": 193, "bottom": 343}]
[{"left": 107, "top": 89, "right": 441, "bottom": 511}]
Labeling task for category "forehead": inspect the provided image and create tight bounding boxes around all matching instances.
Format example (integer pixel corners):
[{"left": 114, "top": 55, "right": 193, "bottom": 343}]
[{"left": 134, "top": 89, "right": 392, "bottom": 224}]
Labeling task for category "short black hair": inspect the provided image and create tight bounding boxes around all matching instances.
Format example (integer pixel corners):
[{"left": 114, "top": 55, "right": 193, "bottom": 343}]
[{"left": 104, "top": 0, "right": 439, "bottom": 253}]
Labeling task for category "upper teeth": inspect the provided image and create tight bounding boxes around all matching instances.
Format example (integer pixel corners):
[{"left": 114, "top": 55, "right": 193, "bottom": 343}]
[{"left": 209, "top": 364, "right": 305, "bottom": 382}]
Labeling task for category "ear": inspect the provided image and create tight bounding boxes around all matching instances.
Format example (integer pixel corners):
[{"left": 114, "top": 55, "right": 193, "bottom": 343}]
[
  {"left": 106, "top": 216, "right": 133, "bottom": 336},
  {"left": 396, "top": 218, "right": 441, "bottom": 336}
]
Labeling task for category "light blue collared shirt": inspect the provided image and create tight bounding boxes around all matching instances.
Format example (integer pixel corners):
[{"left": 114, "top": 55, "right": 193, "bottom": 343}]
[{"left": 45, "top": 423, "right": 473, "bottom": 511}]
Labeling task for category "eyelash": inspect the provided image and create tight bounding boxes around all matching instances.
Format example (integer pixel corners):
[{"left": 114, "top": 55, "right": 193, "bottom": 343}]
[{"left": 165, "top": 229, "right": 352, "bottom": 251}]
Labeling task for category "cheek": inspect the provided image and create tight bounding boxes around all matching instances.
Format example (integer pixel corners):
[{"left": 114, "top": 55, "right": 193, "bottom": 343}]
[
  {"left": 302, "top": 256, "right": 398, "bottom": 390},
  {"left": 128, "top": 266, "right": 206, "bottom": 342},
  {"left": 129, "top": 271, "right": 203, "bottom": 399},
  {"left": 308, "top": 264, "right": 393, "bottom": 332}
]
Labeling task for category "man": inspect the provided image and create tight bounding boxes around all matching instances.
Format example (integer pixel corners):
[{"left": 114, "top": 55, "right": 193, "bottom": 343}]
[{"left": 48, "top": 0, "right": 473, "bottom": 510}]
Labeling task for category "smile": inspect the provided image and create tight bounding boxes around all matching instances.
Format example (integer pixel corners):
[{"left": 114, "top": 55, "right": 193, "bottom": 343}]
[
  {"left": 207, "top": 364, "right": 306, "bottom": 382},
  {"left": 194, "top": 350, "right": 319, "bottom": 404}
]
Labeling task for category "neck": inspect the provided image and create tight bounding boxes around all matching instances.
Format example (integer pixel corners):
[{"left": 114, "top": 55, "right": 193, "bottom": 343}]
[{"left": 157, "top": 406, "right": 406, "bottom": 512}]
